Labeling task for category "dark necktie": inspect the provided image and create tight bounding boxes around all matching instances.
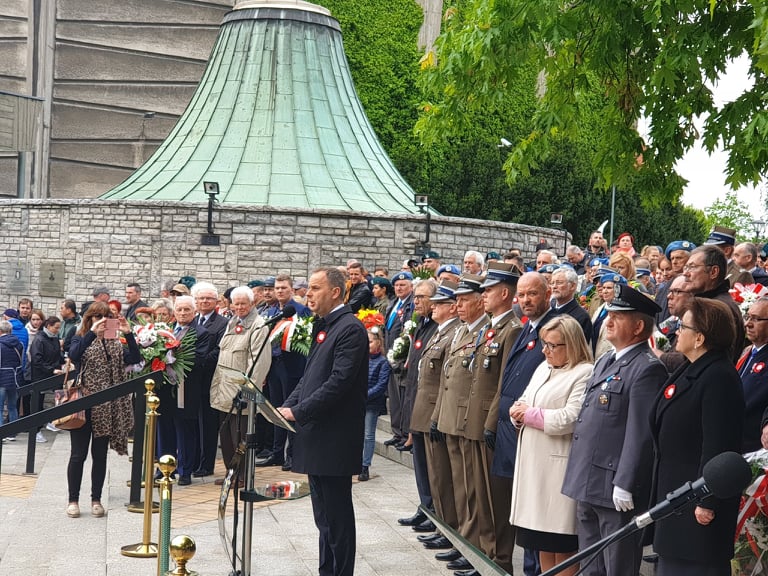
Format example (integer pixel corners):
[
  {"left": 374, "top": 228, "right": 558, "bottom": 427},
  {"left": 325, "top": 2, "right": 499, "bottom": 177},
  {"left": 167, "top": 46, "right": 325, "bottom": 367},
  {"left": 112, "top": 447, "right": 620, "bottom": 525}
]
[{"left": 741, "top": 347, "right": 758, "bottom": 377}]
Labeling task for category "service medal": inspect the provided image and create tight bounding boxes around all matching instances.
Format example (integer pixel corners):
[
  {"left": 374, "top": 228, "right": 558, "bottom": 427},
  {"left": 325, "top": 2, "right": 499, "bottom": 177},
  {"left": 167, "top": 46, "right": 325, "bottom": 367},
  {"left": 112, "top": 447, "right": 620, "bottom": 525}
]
[
  {"left": 483, "top": 358, "right": 490, "bottom": 369},
  {"left": 598, "top": 394, "right": 609, "bottom": 405}
]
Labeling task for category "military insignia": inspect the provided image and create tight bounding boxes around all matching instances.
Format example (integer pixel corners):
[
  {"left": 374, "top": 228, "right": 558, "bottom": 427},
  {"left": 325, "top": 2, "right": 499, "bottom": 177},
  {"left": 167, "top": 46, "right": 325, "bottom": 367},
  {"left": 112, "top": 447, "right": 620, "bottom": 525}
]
[
  {"left": 598, "top": 394, "right": 609, "bottom": 405},
  {"left": 429, "top": 360, "right": 435, "bottom": 369},
  {"left": 601, "top": 382, "right": 608, "bottom": 390},
  {"left": 664, "top": 384, "right": 676, "bottom": 399},
  {"left": 316, "top": 331, "right": 327, "bottom": 343},
  {"left": 415, "top": 339, "right": 423, "bottom": 350},
  {"left": 234, "top": 324, "right": 244, "bottom": 334},
  {"left": 483, "top": 346, "right": 489, "bottom": 354},
  {"left": 483, "top": 358, "right": 490, "bottom": 369},
  {"left": 462, "top": 359, "right": 469, "bottom": 367},
  {"left": 526, "top": 340, "right": 536, "bottom": 350},
  {"left": 754, "top": 362, "right": 765, "bottom": 374},
  {"left": 486, "top": 329, "right": 495, "bottom": 340}
]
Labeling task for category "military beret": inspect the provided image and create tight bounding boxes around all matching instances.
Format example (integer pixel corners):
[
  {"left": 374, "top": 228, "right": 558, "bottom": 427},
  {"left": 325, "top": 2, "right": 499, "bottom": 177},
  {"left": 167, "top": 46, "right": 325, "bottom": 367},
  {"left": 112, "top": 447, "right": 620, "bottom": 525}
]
[
  {"left": 436, "top": 264, "right": 461, "bottom": 277},
  {"left": 391, "top": 271, "right": 414, "bottom": 283},
  {"left": 371, "top": 277, "right": 391, "bottom": 288},
  {"left": 537, "top": 264, "right": 560, "bottom": 274},
  {"left": 178, "top": 276, "right": 197, "bottom": 289},
  {"left": 454, "top": 273, "right": 485, "bottom": 295},
  {"left": 247, "top": 279, "right": 264, "bottom": 288},
  {"left": 664, "top": 240, "right": 695, "bottom": 259},
  {"left": 607, "top": 283, "right": 662, "bottom": 316},
  {"left": 636, "top": 268, "right": 651, "bottom": 277},
  {"left": 486, "top": 251, "right": 502, "bottom": 261},
  {"left": 599, "top": 273, "right": 627, "bottom": 286},
  {"left": 589, "top": 257, "right": 610, "bottom": 268},
  {"left": 421, "top": 250, "right": 441, "bottom": 261}
]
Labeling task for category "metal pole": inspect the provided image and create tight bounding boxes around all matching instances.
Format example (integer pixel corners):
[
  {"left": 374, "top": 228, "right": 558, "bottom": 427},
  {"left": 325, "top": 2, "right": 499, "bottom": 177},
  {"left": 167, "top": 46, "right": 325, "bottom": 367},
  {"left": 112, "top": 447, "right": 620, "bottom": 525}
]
[
  {"left": 241, "top": 400, "right": 257, "bottom": 576},
  {"left": 157, "top": 455, "right": 177, "bottom": 575},
  {"left": 609, "top": 185, "right": 616, "bottom": 248}
]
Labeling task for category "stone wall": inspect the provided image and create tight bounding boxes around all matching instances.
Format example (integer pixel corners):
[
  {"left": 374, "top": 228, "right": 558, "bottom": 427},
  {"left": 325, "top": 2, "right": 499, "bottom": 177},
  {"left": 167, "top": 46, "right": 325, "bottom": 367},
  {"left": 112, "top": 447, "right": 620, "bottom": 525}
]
[{"left": 0, "top": 199, "right": 567, "bottom": 314}]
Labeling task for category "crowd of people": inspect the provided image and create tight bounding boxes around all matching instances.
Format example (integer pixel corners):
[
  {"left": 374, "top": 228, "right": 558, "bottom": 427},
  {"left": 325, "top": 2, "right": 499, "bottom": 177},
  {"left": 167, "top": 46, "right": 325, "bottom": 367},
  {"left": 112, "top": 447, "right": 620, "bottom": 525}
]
[{"left": 1, "top": 223, "right": 768, "bottom": 576}]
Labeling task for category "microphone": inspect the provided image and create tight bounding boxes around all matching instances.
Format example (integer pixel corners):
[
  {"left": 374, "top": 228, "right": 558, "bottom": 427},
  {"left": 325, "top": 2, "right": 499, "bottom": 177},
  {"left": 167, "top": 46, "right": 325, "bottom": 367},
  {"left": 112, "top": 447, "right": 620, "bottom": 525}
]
[
  {"left": 262, "top": 304, "right": 297, "bottom": 328},
  {"left": 635, "top": 451, "right": 752, "bottom": 528}
]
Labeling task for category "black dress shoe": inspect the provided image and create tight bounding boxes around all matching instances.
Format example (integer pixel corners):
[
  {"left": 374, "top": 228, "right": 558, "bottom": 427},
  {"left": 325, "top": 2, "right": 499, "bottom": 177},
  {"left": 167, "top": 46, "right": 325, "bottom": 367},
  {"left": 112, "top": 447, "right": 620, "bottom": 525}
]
[
  {"left": 281, "top": 457, "right": 292, "bottom": 471},
  {"left": 357, "top": 466, "right": 369, "bottom": 481},
  {"left": 192, "top": 469, "right": 213, "bottom": 478},
  {"left": 417, "top": 533, "right": 442, "bottom": 543},
  {"left": 642, "top": 553, "right": 659, "bottom": 564},
  {"left": 177, "top": 475, "right": 192, "bottom": 486},
  {"left": 435, "top": 549, "right": 461, "bottom": 562},
  {"left": 256, "top": 448, "right": 272, "bottom": 459},
  {"left": 255, "top": 455, "right": 284, "bottom": 467},
  {"left": 423, "top": 536, "right": 453, "bottom": 549},
  {"left": 446, "top": 557, "right": 473, "bottom": 571},
  {"left": 383, "top": 436, "right": 402, "bottom": 447},
  {"left": 454, "top": 570, "right": 479, "bottom": 576},
  {"left": 397, "top": 510, "right": 427, "bottom": 526},
  {"left": 396, "top": 443, "right": 413, "bottom": 452},
  {"left": 412, "top": 519, "right": 436, "bottom": 533}
]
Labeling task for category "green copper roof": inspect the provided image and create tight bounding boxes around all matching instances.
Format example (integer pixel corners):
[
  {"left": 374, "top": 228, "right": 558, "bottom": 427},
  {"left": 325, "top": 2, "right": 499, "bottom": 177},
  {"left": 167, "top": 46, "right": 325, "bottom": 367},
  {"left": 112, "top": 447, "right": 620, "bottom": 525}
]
[{"left": 101, "top": 2, "right": 421, "bottom": 214}]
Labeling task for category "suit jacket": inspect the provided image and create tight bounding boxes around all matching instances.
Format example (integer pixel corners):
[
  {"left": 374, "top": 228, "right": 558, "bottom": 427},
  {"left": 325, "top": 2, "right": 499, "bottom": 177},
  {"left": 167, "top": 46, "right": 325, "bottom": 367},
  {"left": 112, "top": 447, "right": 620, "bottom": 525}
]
[
  {"left": 492, "top": 309, "right": 558, "bottom": 478},
  {"left": 738, "top": 345, "right": 768, "bottom": 452},
  {"left": 199, "top": 311, "right": 229, "bottom": 386},
  {"left": 284, "top": 305, "right": 368, "bottom": 476},
  {"left": 562, "top": 343, "right": 668, "bottom": 509},
  {"left": 402, "top": 316, "right": 439, "bottom": 395},
  {"left": 267, "top": 301, "right": 311, "bottom": 381},
  {"left": 124, "top": 299, "right": 149, "bottom": 322},
  {"left": 432, "top": 318, "right": 486, "bottom": 436},
  {"left": 384, "top": 294, "right": 414, "bottom": 350},
  {"left": 554, "top": 298, "right": 593, "bottom": 344},
  {"left": 650, "top": 351, "right": 744, "bottom": 564},
  {"left": 411, "top": 318, "right": 460, "bottom": 434},
  {"left": 467, "top": 311, "right": 523, "bottom": 439}
]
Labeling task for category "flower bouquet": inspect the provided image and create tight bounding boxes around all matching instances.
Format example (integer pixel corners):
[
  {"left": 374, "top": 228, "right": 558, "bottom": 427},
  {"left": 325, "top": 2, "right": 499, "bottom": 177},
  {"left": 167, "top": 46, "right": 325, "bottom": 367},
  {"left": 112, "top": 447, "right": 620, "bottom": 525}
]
[
  {"left": 356, "top": 308, "right": 385, "bottom": 330},
  {"left": 270, "top": 315, "right": 314, "bottom": 356},
  {"left": 731, "top": 283, "right": 768, "bottom": 319},
  {"left": 733, "top": 450, "right": 768, "bottom": 575},
  {"left": 132, "top": 322, "right": 196, "bottom": 387},
  {"left": 386, "top": 312, "right": 418, "bottom": 367}
]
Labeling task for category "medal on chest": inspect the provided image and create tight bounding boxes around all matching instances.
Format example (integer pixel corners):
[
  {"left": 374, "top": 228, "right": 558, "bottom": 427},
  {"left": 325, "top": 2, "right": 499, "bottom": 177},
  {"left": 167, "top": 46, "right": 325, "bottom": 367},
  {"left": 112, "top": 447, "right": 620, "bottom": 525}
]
[
  {"left": 316, "top": 331, "right": 326, "bottom": 344},
  {"left": 526, "top": 340, "right": 536, "bottom": 351},
  {"left": 754, "top": 362, "right": 765, "bottom": 374},
  {"left": 663, "top": 384, "right": 676, "bottom": 399}
]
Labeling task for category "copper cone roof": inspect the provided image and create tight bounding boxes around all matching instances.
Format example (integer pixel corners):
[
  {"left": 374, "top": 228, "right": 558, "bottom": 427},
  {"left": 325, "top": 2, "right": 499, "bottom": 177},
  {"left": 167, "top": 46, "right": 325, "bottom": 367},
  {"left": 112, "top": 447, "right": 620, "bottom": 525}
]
[{"left": 101, "top": 1, "right": 421, "bottom": 213}]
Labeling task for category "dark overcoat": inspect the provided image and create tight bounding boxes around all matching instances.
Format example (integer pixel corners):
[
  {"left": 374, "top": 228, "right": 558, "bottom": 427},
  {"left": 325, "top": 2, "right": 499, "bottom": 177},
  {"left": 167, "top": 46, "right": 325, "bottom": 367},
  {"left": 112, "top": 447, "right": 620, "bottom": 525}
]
[{"left": 284, "top": 305, "right": 368, "bottom": 476}]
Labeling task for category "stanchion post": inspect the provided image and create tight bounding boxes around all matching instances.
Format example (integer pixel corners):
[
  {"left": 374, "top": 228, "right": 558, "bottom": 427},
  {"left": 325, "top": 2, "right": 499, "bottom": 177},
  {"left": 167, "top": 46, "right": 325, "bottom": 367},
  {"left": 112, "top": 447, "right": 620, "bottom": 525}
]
[
  {"left": 121, "top": 390, "right": 160, "bottom": 557},
  {"left": 157, "top": 454, "right": 177, "bottom": 576},
  {"left": 166, "top": 535, "right": 198, "bottom": 576}
]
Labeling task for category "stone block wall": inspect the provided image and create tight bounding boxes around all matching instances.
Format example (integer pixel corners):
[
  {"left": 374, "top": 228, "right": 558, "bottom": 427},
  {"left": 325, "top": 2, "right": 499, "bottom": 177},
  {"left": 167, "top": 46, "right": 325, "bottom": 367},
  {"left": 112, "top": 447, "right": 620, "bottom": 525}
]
[{"left": 0, "top": 199, "right": 567, "bottom": 315}]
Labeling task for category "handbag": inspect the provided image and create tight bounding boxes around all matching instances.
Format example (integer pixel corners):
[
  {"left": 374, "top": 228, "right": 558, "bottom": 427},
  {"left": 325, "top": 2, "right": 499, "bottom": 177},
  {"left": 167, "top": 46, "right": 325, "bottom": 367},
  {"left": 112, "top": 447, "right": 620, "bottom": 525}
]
[{"left": 53, "top": 360, "right": 86, "bottom": 430}]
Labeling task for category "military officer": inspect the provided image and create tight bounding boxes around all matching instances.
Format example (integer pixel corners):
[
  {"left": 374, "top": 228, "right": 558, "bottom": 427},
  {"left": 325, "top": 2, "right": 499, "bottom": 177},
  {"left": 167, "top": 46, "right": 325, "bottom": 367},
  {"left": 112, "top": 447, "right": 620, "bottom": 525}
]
[{"left": 562, "top": 284, "right": 668, "bottom": 576}]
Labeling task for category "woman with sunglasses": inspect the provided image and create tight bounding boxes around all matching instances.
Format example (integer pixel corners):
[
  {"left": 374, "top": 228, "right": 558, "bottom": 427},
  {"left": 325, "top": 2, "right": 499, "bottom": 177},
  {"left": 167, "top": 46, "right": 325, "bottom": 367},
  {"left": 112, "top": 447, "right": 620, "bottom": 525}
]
[
  {"left": 508, "top": 315, "right": 593, "bottom": 575},
  {"left": 650, "top": 297, "right": 743, "bottom": 575},
  {"left": 65, "top": 302, "right": 140, "bottom": 519}
]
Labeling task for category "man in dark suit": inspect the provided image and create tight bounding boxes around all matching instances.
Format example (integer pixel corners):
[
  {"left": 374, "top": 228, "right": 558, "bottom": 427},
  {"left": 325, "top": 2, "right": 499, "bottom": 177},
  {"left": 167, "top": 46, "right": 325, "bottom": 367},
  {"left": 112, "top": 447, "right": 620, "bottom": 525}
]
[
  {"left": 166, "top": 295, "right": 210, "bottom": 485},
  {"left": 383, "top": 271, "right": 414, "bottom": 446},
  {"left": 741, "top": 296, "right": 768, "bottom": 452},
  {"left": 257, "top": 274, "right": 310, "bottom": 470},
  {"left": 123, "top": 282, "right": 149, "bottom": 322},
  {"left": 191, "top": 282, "right": 229, "bottom": 478},
  {"left": 562, "top": 284, "right": 668, "bottom": 576},
  {"left": 551, "top": 266, "right": 592, "bottom": 343},
  {"left": 492, "top": 272, "right": 558, "bottom": 576},
  {"left": 279, "top": 267, "right": 368, "bottom": 576}
]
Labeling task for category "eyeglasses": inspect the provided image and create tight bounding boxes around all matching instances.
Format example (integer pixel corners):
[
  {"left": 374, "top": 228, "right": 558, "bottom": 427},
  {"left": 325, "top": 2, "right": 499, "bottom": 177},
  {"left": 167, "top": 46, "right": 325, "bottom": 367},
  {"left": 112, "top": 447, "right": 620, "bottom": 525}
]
[
  {"left": 678, "top": 323, "right": 698, "bottom": 333},
  {"left": 541, "top": 341, "right": 567, "bottom": 351},
  {"left": 682, "top": 263, "right": 711, "bottom": 272},
  {"left": 744, "top": 314, "right": 768, "bottom": 323}
]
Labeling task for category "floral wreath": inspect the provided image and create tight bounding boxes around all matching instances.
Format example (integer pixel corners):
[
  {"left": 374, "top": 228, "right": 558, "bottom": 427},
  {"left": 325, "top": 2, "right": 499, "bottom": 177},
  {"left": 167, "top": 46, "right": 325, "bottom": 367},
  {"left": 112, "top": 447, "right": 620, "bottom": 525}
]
[{"left": 730, "top": 283, "right": 768, "bottom": 319}]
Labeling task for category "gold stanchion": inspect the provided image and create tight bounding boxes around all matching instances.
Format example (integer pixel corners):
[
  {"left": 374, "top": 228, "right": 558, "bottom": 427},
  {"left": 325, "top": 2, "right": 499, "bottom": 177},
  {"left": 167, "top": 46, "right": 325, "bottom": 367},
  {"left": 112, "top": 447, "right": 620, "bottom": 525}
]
[
  {"left": 128, "top": 378, "right": 160, "bottom": 512},
  {"left": 157, "top": 454, "right": 176, "bottom": 576},
  {"left": 121, "top": 389, "right": 160, "bottom": 557},
  {"left": 165, "top": 535, "right": 198, "bottom": 576}
]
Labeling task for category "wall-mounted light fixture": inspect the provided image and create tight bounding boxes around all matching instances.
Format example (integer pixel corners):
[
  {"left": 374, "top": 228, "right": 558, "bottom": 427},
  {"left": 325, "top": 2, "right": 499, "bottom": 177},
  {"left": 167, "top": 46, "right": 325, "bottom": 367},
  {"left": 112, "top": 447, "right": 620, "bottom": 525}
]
[{"left": 201, "top": 181, "right": 220, "bottom": 246}]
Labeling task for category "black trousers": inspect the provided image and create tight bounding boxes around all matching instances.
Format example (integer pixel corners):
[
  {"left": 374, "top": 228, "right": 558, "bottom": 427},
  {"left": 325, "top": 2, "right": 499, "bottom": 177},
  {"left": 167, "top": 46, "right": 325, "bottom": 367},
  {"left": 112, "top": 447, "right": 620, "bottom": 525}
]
[
  {"left": 67, "top": 412, "right": 109, "bottom": 502},
  {"left": 411, "top": 432, "right": 433, "bottom": 509},
  {"left": 268, "top": 358, "right": 299, "bottom": 459},
  {"left": 309, "top": 474, "right": 356, "bottom": 576},
  {"left": 197, "top": 386, "right": 220, "bottom": 472}
]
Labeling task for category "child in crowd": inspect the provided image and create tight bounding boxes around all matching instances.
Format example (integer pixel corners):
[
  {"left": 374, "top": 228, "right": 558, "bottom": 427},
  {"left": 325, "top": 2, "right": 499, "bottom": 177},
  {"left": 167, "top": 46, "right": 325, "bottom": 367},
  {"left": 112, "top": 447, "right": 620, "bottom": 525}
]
[{"left": 359, "top": 327, "right": 390, "bottom": 481}]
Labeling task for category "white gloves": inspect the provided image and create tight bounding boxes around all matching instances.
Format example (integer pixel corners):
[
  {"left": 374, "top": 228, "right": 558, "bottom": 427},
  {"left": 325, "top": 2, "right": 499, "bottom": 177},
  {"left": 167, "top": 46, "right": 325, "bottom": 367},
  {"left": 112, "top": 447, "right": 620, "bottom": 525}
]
[{"left": 612, "top": 485, "right": 634, "bottom": 512}]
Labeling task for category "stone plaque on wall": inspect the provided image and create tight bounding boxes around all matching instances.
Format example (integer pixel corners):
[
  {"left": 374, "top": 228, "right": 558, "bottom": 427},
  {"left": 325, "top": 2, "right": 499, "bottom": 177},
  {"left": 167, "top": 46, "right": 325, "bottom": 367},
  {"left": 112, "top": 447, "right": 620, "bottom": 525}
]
[
  {"left": 6, "top": 263, "right": 29, "bottom": 295},
  {"left": 39, "top": 260, "right": 66, "bottom": 297}
]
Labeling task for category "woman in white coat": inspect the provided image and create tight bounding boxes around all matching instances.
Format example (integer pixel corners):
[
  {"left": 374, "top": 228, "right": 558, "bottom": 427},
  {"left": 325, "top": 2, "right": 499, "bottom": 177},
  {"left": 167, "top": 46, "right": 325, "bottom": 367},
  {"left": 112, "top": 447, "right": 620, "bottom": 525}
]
[{"left": 509, "top": 315, "right": 593, "bottom": 575}]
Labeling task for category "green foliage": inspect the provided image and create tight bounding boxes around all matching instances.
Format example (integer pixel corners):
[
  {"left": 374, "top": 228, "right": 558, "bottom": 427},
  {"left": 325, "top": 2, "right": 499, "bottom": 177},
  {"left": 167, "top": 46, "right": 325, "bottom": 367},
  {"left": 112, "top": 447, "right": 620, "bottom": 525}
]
[
  {"left": 704, "top": 191, "right": 758, "bottom": 241},
  {"left": 417, "top": 0, "right": 768, "bottom": 204}
]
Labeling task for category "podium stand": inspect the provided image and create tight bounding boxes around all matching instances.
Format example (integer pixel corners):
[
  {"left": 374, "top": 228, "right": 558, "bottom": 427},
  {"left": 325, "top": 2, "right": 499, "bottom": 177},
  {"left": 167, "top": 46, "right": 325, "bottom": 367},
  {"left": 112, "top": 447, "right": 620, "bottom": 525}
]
[{"left": 217, "top": 366, "right": 308, "bottom": 576}]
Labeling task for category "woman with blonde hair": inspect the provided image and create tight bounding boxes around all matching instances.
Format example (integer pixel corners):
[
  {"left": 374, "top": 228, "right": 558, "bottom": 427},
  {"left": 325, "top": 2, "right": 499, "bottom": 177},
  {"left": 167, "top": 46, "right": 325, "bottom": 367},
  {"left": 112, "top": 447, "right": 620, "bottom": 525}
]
[{"left": 509, "top": 315, "right": 594, "bottom": 576}]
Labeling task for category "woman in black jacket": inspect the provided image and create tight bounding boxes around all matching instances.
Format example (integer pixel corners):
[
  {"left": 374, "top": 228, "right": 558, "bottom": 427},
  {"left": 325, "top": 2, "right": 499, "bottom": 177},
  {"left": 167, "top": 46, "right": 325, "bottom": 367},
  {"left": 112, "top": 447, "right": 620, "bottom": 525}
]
[
  {"left": 650, "top": 297, "right": 744, "bottom": 575},
  {"left": 30, "top": 316, "right": 64, "bottom": 381}
]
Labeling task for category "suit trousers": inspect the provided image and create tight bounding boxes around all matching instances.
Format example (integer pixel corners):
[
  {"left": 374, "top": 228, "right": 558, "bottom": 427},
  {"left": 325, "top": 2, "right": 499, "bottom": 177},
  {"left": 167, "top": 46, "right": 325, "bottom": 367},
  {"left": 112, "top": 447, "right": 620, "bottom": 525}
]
[
  {"left": 489, "top": 474, "right": 517, "bottom": 574},
  {"left": 309, "top": 474, "right": 356, "bottom": 576},
  {"left": 269, "top": 357, "right": 299, "bottom": 459},
  {"left": 387, "top": 373, "right": 406, "bottom": 439},
  {"left": 411, "top": 432, "right": 433, "bottom": 509},
  {"left": 446, "top": 434, "right": 470, "bottom": 537},
  {"left": 172, "top": 416, "right": 199, "bottom": 477},
  {"left": 424, "top": 433, "right": 458, "bottom": 528},
  {"left": 657, "top": 556, "right": 730, "bottom": 576},
  {"left": 197, "top": 386, "right": 220, "bottom": 472},
  {"left": 576, "top": 500, "right": 642, "bottom": 576}
]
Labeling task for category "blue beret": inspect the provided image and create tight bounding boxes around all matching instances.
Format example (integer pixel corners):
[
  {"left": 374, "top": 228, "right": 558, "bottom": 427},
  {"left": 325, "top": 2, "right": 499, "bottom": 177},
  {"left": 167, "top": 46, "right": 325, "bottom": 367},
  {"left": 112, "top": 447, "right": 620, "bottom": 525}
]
[
  {"left": 436, "top": 264, "right": 461, "bottom": 277},
  {"left": 537, "top": 264, "right": 560, "bottom": 274},
  {"left": 664, "top": 240, "right": 695, "bottom": 259},
  {"left": 599, "top": 273, "right": 627, "bottom": 285},
  {"left": 391, "top": 271, "right": 413, "bottom": 283},
  {"left": 589, "top": 257, "right": 610, "bottom": 267}
]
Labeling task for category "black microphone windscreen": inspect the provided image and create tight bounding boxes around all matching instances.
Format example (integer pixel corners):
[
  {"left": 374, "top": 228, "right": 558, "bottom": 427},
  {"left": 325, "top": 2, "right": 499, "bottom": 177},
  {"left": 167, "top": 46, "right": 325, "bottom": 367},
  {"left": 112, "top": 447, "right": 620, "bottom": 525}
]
[
  {"left": 702, "top": 451, "right": 752, "bottom": 498},
  {"left": 282, "top": 304, "right": 297, "bottom": 318}
]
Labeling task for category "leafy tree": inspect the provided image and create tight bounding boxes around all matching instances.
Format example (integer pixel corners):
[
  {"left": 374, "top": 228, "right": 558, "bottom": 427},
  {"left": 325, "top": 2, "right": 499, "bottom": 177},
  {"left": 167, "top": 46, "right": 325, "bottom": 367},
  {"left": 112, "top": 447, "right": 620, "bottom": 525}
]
[
  {"left": 416, "top": 0, "right": 768, "bottom": 205},
  {"left": 704, "top": 191, "right": 760, "bottom": 241}
]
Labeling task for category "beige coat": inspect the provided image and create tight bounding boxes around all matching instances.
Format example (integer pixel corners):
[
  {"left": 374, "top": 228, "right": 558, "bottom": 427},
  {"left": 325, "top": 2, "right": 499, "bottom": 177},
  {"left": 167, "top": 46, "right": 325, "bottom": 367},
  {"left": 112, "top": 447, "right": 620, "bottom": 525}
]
[
  {"left": 210, "top": 308, "right": 272, "bottom": 413},
  {"left": 509, "top": 361, "right": 592, "bottom": 535}
]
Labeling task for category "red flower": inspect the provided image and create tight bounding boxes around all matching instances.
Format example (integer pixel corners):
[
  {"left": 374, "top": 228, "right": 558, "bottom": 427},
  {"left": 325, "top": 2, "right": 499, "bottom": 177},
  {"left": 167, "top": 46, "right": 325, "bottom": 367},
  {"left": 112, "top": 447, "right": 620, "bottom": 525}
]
[
  {"left": 151, "top": 358, "right": 166, "bottom": 372},
  {"left": 165, "top": 338, "right": 180, "bottom": 349}
]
